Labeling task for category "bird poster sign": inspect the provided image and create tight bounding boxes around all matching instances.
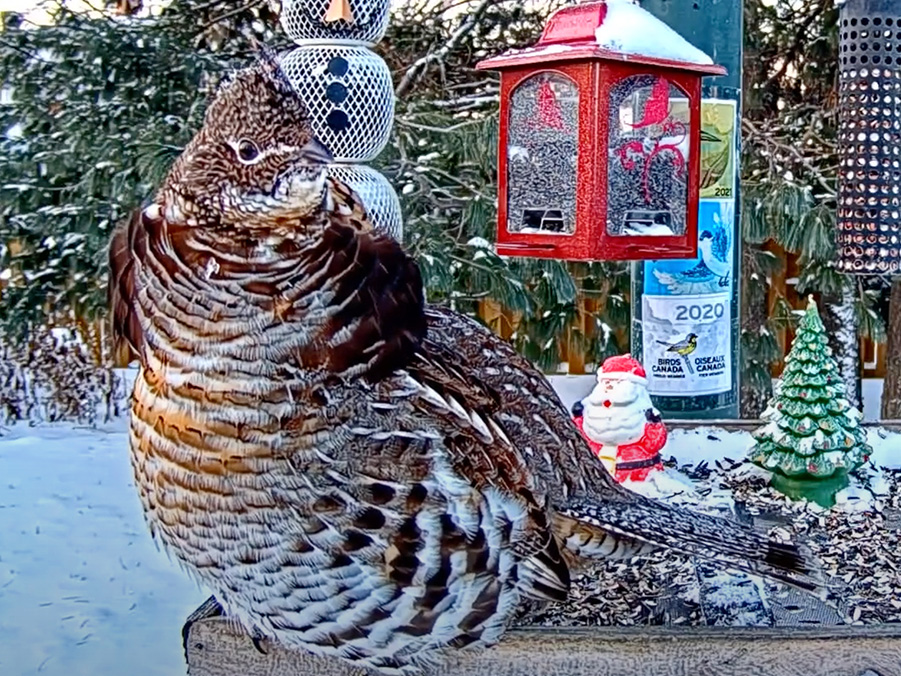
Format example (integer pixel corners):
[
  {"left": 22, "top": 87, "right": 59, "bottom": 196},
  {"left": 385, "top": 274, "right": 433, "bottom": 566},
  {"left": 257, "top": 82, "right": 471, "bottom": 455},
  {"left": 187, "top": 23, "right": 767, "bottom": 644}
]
[{"left": 639, "top": 99, "right": 737, "bottom": 396}]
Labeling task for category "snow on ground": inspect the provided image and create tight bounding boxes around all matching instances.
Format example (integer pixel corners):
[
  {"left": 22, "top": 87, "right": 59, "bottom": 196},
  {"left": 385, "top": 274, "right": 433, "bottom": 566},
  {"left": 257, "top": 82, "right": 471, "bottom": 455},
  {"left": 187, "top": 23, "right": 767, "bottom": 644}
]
[
  {"left": 662, "top": 425, "right": 901, "bottom": 472},
  {"left": 661, "top": 425, "right": 901, "bottom": 517},
  {"left": 547, "top": 375, "right": 594, "bottom": 412},
  {"left": 0, "top": 419, "right": 207, "bottom": 676},
  {"left": 664, "top": 426, "right": 751, "bottom": 467},
  {"left": 862, "top": 378, "right": 883, "bottom": 421}
]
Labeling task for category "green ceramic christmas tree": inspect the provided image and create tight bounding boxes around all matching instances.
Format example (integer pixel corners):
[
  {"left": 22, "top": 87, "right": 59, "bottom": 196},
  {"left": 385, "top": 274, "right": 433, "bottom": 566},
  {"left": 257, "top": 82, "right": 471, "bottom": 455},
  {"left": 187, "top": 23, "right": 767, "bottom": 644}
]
[{"left": 750, "top": 297, "right": 870, "bottom": 506}]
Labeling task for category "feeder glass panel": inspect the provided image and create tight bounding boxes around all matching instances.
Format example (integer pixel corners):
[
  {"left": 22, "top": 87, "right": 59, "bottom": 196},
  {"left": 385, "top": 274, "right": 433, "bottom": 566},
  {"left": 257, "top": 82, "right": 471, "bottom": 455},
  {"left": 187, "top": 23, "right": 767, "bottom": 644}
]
[
  {"left": 506, "top": 72, "right": 579, "bottom": 235},
  {"left": 607, "top": 75, "right": 691, "bottom": 238}
]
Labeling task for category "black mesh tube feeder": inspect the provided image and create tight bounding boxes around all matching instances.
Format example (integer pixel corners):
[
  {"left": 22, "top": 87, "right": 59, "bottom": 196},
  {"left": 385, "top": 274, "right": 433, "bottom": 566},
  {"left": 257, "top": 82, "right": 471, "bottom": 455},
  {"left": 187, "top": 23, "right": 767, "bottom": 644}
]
[{"left": 836, "top": 0, "right": 901, "bottom": 274}]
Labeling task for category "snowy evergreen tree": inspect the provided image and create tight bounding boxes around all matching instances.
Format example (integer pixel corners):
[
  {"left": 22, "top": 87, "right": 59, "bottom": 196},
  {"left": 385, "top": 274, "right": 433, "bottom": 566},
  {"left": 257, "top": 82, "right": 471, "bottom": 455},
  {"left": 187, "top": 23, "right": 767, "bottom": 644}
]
[
  {"left": 750, "top": 296, "right": 870, "bottom": 480},
  {"left": 0, "top": 4, "right": 222, "bottom": 342},
  {"left": 0, "top": 0, "right": 278, "bottom": 421}
]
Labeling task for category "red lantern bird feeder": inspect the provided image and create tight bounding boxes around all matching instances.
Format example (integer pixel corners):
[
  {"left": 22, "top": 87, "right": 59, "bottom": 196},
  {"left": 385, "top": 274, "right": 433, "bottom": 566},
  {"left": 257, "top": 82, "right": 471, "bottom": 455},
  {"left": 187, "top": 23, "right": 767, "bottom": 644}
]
[{"left": 476, "top": 0, "right": 727, "bottom": 261}]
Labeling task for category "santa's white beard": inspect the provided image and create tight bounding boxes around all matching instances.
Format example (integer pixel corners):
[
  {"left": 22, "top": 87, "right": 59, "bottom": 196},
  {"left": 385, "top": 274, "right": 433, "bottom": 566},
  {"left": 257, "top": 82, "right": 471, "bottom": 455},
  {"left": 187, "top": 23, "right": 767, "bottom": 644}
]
[{"left": 582, "top": 378, "right": 652, "bottom": 446}]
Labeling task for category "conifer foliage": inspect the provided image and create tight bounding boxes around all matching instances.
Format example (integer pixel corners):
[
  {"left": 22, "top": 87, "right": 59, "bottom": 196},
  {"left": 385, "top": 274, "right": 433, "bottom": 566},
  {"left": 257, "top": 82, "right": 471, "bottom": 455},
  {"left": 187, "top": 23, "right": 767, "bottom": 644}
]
[
  {"left": 0, "top": 0, "right": 630, "bottom": 377},
  {"left": 750, "top": 297, "right": 870, "bottom": 479}
]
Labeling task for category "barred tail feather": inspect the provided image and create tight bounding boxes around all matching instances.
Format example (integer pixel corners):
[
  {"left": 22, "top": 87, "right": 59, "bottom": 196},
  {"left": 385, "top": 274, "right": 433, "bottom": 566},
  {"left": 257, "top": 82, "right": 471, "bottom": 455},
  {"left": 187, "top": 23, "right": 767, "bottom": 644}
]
[
  {"left": 515, "top": 538, "right": 571, "bottom": 602},
  {"left": 559, "top": 496, "right": 825, "bottom": 597}
]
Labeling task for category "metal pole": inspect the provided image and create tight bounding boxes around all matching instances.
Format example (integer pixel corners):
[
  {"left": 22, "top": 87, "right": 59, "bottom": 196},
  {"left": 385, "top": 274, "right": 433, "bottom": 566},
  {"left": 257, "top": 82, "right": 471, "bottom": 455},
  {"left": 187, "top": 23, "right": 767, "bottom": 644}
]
[{"left": 631, "top": 0, "right": 743, "bottom": 419}]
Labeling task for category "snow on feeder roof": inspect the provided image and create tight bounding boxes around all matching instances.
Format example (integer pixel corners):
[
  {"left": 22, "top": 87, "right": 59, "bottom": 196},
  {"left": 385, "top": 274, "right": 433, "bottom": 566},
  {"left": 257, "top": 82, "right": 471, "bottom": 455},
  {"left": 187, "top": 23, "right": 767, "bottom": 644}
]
[{"left": 477, "top": 0, "right": 724, "bottom": 75}]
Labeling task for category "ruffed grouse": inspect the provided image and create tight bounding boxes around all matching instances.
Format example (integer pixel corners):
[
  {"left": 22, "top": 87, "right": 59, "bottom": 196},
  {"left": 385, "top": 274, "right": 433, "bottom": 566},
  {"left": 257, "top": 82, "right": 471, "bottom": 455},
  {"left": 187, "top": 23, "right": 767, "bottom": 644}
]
[{"left": 109, "top": 55, "right": 820, "bottom": 675}]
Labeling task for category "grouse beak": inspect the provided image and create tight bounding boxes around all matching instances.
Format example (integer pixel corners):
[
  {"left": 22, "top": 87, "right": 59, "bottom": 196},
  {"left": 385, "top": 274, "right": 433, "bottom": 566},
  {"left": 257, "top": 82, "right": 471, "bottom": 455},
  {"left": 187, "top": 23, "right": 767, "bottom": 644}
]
[{"left": 301, "top": 138, "right": 333, "bottom": 166}]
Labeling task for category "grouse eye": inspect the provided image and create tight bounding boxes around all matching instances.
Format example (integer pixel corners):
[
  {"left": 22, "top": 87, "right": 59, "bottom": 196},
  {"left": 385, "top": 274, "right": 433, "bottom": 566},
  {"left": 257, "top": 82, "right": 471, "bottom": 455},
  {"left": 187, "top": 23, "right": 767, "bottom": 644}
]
[{"left": 235, "top": 138, "right": 259, "bottom": 163}]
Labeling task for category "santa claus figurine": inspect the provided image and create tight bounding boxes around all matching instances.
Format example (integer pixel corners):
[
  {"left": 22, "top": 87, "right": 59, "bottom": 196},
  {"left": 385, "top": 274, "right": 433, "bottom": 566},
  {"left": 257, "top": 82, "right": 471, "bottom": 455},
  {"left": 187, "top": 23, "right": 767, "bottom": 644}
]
[{"left": 572, "top": 354, "right": 666, "bottom": 483}]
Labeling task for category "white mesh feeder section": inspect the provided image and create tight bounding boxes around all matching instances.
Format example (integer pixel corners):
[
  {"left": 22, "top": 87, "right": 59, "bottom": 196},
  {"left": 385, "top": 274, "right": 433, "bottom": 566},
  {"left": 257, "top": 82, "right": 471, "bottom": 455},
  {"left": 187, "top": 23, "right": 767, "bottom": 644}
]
[
  {"left": 281, "top": 0, "right": 390, "bottom": 46},
  {"left": 280, "top": 46, "right": 394, "bottom": 163},
  {"left": 329, "top": 164, "right": 403, "bottom": 241}
]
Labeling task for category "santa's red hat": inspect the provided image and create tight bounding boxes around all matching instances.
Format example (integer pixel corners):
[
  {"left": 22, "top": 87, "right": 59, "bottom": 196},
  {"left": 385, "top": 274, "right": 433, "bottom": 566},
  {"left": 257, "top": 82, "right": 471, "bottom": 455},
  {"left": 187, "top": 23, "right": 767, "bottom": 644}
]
[{"left": 598, "top": 354, "right": 647, "bottom": 384}]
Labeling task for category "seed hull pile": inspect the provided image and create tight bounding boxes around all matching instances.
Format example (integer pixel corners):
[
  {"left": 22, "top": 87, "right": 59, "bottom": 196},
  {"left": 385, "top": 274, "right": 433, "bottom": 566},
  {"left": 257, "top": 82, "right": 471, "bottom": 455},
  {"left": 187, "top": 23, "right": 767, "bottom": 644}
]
[{"left": 516, "top": 459, "right": 901, "bottom": 628}]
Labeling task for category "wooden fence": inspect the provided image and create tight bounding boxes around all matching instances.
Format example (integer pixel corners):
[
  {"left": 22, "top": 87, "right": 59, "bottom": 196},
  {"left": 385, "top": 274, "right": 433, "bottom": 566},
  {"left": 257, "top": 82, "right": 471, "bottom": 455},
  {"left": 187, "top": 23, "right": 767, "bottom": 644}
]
[
  {"left": 767, "top": 244, "right": 885, "bottom": 378},
  {"left": 478, "top": 296, "right": 623, "bottom": 375},
  {"left": 480, "top": 246, "right": 887, "bottom": 378}
]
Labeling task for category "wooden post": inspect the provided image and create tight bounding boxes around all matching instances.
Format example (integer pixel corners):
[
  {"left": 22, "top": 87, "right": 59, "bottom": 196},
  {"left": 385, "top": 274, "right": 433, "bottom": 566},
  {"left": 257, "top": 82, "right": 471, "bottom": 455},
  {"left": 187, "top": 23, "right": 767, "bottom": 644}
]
[
  {"left": 881, "top": 277, "right": 901, "bottom": 419},
  {"left": 184, "top": 616, "right": 901, "bottom": 676},
  {"left": 765, "top": 240, "right": 787, "bottom": 377},
  {"left": 566, "top": 294, "right": 588, "bottom": 375},
  {"left": 478, "top": 299, "right": 520, "bottom": 342}
]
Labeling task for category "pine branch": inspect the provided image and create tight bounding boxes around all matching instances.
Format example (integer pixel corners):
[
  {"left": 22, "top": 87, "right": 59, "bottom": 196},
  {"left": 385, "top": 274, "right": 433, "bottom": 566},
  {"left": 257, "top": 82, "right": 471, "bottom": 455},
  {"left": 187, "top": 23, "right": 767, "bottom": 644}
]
[
  {"left": 395, "top": 0, "right": 495, "bottom": 98},
  {"left": 763, "top": 0, "right": 831, "bottom": 91},
  {"left": 742, "top": 118, "right": 836, "bottom": 198},
  {"left": 198, "top": 0, "right": 266, "bottom": 32}
]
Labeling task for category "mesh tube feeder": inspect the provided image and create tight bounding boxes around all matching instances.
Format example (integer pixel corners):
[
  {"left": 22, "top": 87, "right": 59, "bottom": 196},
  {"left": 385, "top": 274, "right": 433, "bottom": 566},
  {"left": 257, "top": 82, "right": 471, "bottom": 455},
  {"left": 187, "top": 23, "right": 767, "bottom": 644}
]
[{"left": 836, "top": 0, "right": 901, "bottom": 275}]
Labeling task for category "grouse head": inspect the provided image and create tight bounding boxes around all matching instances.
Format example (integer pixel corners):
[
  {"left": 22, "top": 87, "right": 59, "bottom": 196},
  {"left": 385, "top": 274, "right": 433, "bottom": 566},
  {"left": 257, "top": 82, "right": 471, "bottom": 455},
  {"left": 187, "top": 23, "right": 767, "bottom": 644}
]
[{"left": 160, "top": 50, "right": 332, "bottom": 230}]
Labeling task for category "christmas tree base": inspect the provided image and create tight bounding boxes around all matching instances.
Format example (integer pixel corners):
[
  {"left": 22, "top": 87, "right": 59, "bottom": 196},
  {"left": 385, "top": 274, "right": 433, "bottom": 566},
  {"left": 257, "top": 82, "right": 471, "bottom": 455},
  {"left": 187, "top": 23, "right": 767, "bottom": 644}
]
[{"left": 769, "top": 471, "right": 850, "bottom": 508}]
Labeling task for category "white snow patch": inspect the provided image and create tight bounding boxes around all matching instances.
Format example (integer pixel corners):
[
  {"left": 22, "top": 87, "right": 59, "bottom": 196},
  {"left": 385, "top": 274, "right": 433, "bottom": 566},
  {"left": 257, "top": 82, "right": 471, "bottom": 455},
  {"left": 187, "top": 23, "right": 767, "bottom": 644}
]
[
  {"left": 547, "top": 374, "right": 595, "bottom": 411},
  {"left": 869, "top": 471, "right": 893, "bottom": 497},
  {"left": 867, "top": 427, "right": 901, "bottom": 470},
  {"left": 0, "top": 420, "right": 207, "bottom": 676},
  {"left": 466, "top": 236, "right": 492, "bottom": 249},
  {"left": 699, "top": 570, "right": 771, "bottom": 626},
  {"left": 862, "top": 378, "right": 882, "bottom": 421},
  {"left": 664, "top": 426, "right": 751, "bottom": 467},
  {"left": 726, "top": 460, "right": 772, "bottom": 483},
  {"left": 621, "top": 466, "right": 698, "bottom": 502},
  {"left": 594, "top": 0, "right": 714, "bottom": 65},
  {"left": 485, "top": 0, "right": 713, "bottom": 66},
  {"left": 660, "top": 423, "right": 901, "bottom": 473},
  {"left": 834, "top": 483, "right": 880, "bottom": 514},
  {"left": 518, "top": 226, "right": 574, "bottom": 235}
]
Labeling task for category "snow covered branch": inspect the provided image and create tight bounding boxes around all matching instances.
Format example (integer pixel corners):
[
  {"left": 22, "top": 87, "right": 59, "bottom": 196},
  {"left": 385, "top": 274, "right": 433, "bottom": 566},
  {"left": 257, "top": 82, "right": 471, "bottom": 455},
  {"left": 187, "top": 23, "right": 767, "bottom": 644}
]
[
  {"left": 395, "top": 0, "right": 495, "bottom": 98},
  {"left": 742, "top": 117, "right": 837, "bottom": 198}
]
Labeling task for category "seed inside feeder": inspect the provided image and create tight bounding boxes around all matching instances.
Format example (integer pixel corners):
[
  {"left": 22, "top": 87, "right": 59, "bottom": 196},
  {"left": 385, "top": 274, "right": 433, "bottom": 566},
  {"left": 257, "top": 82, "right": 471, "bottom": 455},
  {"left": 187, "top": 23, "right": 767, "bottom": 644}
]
[
  {"left": 506, "top": 72, "right": 579, "bottom": 235},
  {"left": 607, "top": 75, "right": 691, "bottom": 237}
]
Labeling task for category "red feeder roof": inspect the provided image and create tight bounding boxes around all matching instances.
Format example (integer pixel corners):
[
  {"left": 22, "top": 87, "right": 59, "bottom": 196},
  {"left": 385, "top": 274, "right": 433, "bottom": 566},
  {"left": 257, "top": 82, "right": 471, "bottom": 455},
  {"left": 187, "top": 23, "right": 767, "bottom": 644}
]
[{"left": 477, "top": 0, "right": 727, "bottom": 76}]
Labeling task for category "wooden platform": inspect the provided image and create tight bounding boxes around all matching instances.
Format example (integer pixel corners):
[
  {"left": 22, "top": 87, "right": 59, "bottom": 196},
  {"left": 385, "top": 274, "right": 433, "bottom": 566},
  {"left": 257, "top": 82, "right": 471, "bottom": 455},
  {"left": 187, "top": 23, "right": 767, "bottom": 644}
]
[
  {"left": 184, "top": 615, "right": 901, "bottom": 676},
  {"left": 181, "top": 420, "right": 901, "bottom": 675}
]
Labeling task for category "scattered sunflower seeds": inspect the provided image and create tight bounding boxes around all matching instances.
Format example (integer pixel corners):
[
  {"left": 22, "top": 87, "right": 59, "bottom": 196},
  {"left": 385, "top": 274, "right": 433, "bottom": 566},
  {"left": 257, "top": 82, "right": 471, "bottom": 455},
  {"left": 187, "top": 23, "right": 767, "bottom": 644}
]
[{"left": 516, "top": 463, "right": 901, "bottom": 628}]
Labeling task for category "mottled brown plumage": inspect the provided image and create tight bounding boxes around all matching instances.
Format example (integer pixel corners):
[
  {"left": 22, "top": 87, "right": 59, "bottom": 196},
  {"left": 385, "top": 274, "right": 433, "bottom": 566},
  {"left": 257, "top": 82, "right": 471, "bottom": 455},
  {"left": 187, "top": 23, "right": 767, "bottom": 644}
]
[{"left": 109, "top": 53, "right": 821, "bottom": 675}]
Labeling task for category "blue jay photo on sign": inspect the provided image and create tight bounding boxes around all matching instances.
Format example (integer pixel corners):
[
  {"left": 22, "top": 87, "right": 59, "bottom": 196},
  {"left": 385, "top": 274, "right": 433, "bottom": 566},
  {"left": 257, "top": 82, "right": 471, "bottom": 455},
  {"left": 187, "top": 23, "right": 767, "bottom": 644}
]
[{"left": 644, "top": 200, "right": 734, "bottom": 296}]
